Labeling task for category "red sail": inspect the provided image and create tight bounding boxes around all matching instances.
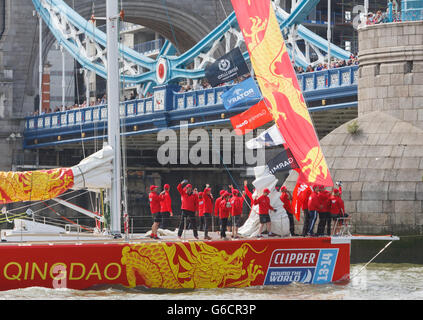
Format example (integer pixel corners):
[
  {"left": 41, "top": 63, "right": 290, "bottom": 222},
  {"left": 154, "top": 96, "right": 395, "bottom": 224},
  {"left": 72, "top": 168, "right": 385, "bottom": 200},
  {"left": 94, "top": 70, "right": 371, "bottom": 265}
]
[{"left": 231, "top": 0, "right": 333, "bottom": 186}]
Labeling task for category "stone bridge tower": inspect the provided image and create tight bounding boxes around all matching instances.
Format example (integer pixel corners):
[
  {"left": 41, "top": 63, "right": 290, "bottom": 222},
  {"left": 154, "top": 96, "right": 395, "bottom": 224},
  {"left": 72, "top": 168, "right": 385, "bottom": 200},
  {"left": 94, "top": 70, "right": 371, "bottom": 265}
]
[{"left": 287, "top": 21, "right": 423, "bottom": 235}]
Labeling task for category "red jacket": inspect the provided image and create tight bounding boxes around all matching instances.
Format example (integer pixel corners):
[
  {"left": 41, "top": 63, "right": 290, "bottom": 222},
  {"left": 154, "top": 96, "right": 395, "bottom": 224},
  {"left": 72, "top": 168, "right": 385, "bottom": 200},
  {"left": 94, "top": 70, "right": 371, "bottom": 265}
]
[
  {"left": 230, "top": 195, "right": 243, "bottom": 216},
  {"left": 177, "top": 183, "right": 198, "bottom": 212},
  {"left": 330, "top": 195, "right": 345, "bottom": 215},
  {"left": 219, "top": 198, "right": 231, "bottom": 219},
  {"left": 280, "top": 192, "right": 292, "bottom": 213},
  {"left": 318, "top": 190, "right": 332, "bottom": 213},
  {"left": 214, "top": 196, "right": 222, "bottom": 217},
  {"left": 307, "top": 191, "right": 320, "bottom": 211},
  {"left": 159, "top": 191, "right": 172, "bottom": 213},
  {"left": 253, "top": 195, "right": 274, "bottom": 215},
  {"left": 149, "top": 191, "right": 161, "bottom": 214},
  {"left": 244, "top": 185, "right": 253, "bottom": 201},
  {"left": 202, "top": 193, "right": 213, "bottom": 214},
  {"left": 301, "top": 188, "right": 312, "bottom": 210},
  {"left": 198, "top": 196, "right": 205, "bottom": 217}
]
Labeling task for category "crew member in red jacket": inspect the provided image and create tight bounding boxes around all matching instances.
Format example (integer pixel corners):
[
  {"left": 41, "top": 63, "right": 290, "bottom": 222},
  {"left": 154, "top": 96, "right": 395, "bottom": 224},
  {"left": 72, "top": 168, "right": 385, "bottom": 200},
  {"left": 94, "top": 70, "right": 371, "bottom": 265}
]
[
  {"left": 177, "top": 180, "right": 199, "bottom": 239},
  {"left": 330, "top": 188, "right": 345, "bottom": 234},
  {"left": 300, "top": 186, "right": 312, "bottom": 236},
  {"left": 159, "top": 184, "right": 173, "bottom": 230},
  {"left": 201, "top": 187, "right": 213, "bottom": 240},
  {"left": 306, "top": 185, "right": 320, "bottom": 236},
  {"left": 253, "top": 188, "right": 276, "bottom": 238},
  {"left": 214, "top": 190, "right": 226, "bottom": 233},
  {"left": 219, "top": 192, "right": 232, "bottom": 240},
  {"left": 198, "top": 191, "right": 205, "bottom": 233},
  {"left": 148, "top": 185, "right": 161, "bottom": 239},
  {"left": 316, "top": 185, "right": 332, "bottom": 236},
  {"left": 230, "top": 189, "right": 243, "bottom": 239},
  {"left": 280, "top": 186, "right": 297, "bottom": 236}
]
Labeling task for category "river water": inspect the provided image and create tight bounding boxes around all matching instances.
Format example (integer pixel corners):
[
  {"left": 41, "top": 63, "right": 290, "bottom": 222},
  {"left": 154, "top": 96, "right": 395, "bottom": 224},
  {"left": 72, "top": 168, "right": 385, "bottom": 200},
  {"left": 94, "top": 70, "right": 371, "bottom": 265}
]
[{"left": 1, "top": 263, "right": 422, "bottom": 300}]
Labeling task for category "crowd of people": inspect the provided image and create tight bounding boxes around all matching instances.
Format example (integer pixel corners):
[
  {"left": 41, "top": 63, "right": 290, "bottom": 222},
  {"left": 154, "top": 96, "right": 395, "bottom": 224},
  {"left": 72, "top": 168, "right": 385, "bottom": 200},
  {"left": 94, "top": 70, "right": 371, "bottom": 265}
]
[
  {"left": 365, "top": 0, "right": 400, "bottom": 25},
  {"left": 147, "top": 179, "right": 346, "bottom": 240},
  {"left": 177, "top": 74, "right": 251, "bottom": 93},
  {"left": 32, "top": 55, "right": 359, "bottom": 116},
  {"left": 294, "top": 54, "right": 359, "bottom": 74}
]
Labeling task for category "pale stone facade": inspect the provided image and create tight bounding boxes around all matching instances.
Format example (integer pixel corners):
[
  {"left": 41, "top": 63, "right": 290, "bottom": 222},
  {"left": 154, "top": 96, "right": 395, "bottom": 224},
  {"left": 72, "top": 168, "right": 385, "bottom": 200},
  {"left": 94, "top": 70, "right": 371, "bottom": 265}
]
[{"left": 286, "top": 21, "right": 423, "bottom": 235}]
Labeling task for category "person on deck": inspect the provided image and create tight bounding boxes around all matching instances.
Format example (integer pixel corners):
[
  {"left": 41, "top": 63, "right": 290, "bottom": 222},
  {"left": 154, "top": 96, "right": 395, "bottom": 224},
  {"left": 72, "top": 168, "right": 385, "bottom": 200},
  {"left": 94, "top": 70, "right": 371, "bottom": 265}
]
[
  {"left": 279, "top": 186, "right": 297, "bottom": 236},
  {"left": 306, "top": 185, "right": 320, "bottom": 236},
  {"left": 148, "top": 185, "right": 161, "bottom": 239},
  {"left": 177, "top": 180, "right": 199, "bottom": 239},
  {"left": 159, "top": 184, "right": 173, "bottom": 230},
  {"left": 198, "top": 192, "right": 205, "bottom": 231},
  {"left": 202, "top": 187, "right": 213, "bottom": 240},
  {"left": 330, "top": 188, "right": 346, "bottom": 235},
  {"left": 230, "top": 189, "right": 243, "bottom": 239},
  {"left": 214, "top": 190, "right": 226, "bottom": 234},
  {"left": 253, "top": 189, "right": 277, "bottom": 238},
  {"left": 219, "top": 192, "right": 232, "bottom": 240},
  {"left": 300, "top": 185, "right": 312, "bottom": 236},
  {"left": 316, "top": 185, "right": 332, "bottom": 236}
]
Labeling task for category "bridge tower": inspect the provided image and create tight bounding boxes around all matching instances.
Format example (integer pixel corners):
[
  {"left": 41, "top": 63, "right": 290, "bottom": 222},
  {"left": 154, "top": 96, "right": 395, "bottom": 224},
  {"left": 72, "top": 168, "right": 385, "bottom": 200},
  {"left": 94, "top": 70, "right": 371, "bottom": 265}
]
[{"left": 287, "top": 20, "right": 423, "bottom": 235}]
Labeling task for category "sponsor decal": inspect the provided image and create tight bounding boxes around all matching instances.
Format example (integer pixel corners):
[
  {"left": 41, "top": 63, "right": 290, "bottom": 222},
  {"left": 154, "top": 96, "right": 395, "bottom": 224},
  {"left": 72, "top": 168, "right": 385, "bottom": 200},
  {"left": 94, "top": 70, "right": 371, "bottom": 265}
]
[
  {"left": 267, "top": 148, "right": 299, "bottom": 175},
  {"left": 264, "top": 248, "right": 338, "bottom": 285},
  {"left": 230, "top": 100, "right": 273, "bottom": 135},
  {"left": 221, "top": 77, "right": 262, "bottom": 110},
  {"left": 205, "top": 47, "right": 250, "bottom": 87}
]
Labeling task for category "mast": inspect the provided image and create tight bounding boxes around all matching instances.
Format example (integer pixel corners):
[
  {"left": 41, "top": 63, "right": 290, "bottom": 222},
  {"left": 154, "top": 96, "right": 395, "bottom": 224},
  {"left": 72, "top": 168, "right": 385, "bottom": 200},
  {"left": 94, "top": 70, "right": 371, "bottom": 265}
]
[{"left": 106, "top": 0, "right": 122, "bottom": 237}]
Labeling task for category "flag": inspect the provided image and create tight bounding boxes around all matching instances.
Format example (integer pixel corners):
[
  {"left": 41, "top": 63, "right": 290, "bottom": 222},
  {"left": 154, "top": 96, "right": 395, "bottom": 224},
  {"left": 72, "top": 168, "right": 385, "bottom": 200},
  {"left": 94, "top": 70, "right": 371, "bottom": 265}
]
[
  {"left": 267, "top": 148, "right": 299, "bottom": 175},
  {"left": 230, "top": 100, "right": 273, "bottom": 135},
  {"left": 245, "top": 124, "right": 285, "bottom": 149},
  {"left": 205, "top": 47, "right": 250, "bottom": 87},
  {"left": 291, "top": 180, "right": 312, "bottom": 221},
  {"left": 231, "top": 0, "right": 333, "bottom": 187},
  {"left": 221, "top": 77, "right": 262, "bottom": 110}
]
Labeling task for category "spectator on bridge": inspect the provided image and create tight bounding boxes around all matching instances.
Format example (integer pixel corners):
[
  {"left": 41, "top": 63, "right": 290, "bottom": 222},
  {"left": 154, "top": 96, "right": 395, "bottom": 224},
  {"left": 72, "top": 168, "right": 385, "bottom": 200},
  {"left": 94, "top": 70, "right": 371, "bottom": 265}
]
[{"left": 374, "top": 10, "right": 384, "bottom": 24}]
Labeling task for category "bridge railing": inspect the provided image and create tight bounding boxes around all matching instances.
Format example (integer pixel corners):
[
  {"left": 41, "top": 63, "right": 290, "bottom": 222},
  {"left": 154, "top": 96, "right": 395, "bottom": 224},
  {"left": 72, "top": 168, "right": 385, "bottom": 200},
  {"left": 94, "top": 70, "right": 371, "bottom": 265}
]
[
  {"left": 297, "top": 65, "right": 358, "bottom": 92},
  {"left": 25, "top": 65, "right": 358, "bottom": 131}
]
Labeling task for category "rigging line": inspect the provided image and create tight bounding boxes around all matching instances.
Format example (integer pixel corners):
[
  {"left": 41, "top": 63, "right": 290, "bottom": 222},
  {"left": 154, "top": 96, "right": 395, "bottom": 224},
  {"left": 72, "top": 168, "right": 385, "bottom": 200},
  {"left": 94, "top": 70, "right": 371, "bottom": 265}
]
[
  {"left": 118, "top": 1, "right": 130, "bottom": 228},
  {"left": 202, "top": 125, "right": 252, "bottom": 210},
  {"left": 160, "top": 0, "right": 181, "bottom": 55},
  {"left": 6, "top": 189, "right": 90, "bottom": 215},
  {"left": 41, "top": 201, "right": 93, "bottom": 231},
  {"left": 349, "top": 240, "right": 394, "bottom": 280}
]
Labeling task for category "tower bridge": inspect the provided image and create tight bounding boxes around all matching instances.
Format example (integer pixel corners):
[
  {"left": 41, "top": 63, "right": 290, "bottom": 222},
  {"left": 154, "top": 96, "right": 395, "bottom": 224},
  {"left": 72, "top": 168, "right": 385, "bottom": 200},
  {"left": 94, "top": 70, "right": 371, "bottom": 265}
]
[{"left": 0, "top": 0, "right": 363, "bottom": 226}]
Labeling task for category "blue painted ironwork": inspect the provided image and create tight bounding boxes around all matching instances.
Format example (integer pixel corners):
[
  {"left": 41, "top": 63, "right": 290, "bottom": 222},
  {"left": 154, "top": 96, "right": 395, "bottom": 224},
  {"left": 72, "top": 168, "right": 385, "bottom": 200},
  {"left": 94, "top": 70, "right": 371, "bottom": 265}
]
[
  {"left": 32, "top": 0, "right": 352, "bottom": 89},
  {"left": 401, "top": 0, "right": 423, "bottom": 21},
  {"left": 24, "top": 66, "right": 358, "bottom": 149}
]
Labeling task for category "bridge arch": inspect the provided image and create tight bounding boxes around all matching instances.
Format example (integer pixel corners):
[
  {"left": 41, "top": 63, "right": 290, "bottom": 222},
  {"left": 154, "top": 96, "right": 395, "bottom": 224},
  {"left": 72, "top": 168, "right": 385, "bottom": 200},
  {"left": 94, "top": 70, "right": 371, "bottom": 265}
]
[{"left": 26, "top": 0, "right": 229, "bottom": 112}]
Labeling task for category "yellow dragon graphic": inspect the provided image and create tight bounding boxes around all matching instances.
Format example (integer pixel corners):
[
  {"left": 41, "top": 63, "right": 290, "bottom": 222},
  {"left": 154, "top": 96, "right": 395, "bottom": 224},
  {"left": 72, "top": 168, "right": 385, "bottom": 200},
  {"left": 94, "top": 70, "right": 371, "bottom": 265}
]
[
  {"left": 0, "top": 169, "right": 74, "bottom": 204},
  {"left": 240, "top": 2, "right": 329, "bottom": 184},
  {"left": 121, "top": 241, "right": 266, "bottom": 289}
]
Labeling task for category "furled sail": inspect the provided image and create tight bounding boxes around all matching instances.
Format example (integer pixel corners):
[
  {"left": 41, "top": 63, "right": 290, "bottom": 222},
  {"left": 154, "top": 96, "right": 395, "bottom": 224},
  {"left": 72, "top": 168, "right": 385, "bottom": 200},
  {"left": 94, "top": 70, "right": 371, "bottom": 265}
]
[
  {"left": 231, "top": 0, "right": 333, "bottom": 187},
  {"left": 0, "top": 145, "right": 113, "bottom": 204}
]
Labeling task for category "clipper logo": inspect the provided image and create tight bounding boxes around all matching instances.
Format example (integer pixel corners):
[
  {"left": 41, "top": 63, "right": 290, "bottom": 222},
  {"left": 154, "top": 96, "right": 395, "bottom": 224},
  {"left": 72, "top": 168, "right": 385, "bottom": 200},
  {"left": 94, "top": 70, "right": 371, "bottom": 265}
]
[{"left": 264, "top": 249, "right": 338, "bottom": 285}]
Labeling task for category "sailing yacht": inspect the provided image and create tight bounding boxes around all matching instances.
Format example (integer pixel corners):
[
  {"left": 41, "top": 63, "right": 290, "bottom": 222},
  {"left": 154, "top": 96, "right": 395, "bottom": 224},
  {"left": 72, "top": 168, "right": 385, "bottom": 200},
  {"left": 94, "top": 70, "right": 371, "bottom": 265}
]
[{"left": 0, "top": 0, "right": 398, "bottom": 291}]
